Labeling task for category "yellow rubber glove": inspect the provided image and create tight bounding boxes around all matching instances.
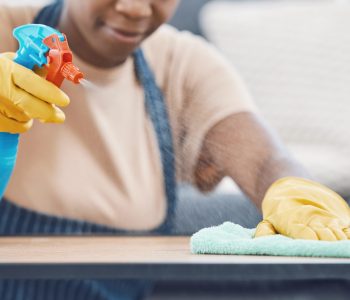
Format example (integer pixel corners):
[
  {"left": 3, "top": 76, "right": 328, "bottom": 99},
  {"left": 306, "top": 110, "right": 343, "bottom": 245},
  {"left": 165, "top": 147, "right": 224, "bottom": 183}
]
[
  {"left": 0, "top": 53, "right": 70, "bottom": 134},
  {"left": 255, "top": 177, "right": 350, "bottom": 241}
]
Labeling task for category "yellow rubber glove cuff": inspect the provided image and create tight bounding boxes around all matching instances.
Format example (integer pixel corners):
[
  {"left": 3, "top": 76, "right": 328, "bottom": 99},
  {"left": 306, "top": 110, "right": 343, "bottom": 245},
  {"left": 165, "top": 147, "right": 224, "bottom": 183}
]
[
  {"left": 255, "top": 177, "right": 350, "bottom": 241},
  {"left": 0, "top": 53, "right": 70, "bottom": 133}
]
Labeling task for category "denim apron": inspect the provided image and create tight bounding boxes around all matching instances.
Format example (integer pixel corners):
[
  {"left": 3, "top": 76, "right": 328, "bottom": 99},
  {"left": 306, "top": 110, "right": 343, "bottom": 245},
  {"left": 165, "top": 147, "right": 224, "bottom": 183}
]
[{"left": 0, "top": 1, "right": 177, "bottom": 299}]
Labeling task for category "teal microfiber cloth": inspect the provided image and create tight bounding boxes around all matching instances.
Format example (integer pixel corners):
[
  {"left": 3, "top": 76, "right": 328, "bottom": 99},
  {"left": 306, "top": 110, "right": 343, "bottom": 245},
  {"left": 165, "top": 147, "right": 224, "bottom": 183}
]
[{"left": 191, "top": 222, "right": 350, "bottom": 258}]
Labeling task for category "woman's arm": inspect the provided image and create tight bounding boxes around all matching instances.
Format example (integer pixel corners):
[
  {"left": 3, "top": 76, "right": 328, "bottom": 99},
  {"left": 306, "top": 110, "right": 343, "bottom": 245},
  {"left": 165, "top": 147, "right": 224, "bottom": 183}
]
[{"left": 196, "top": 111, "right": 309, "bottom": 208}]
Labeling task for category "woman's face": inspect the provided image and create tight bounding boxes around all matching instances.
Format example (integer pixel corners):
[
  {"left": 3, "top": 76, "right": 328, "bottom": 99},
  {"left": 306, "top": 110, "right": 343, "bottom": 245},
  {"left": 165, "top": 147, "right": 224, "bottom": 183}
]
[{"left": 65, "top": 0, "right": 179, "bottom": 65}]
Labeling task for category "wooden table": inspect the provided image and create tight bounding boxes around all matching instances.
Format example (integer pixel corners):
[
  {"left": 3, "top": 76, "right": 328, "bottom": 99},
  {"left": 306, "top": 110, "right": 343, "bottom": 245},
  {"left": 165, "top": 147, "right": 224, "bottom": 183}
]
[{"left": 0, "top": 236, "right": 349, "bottom": 280}]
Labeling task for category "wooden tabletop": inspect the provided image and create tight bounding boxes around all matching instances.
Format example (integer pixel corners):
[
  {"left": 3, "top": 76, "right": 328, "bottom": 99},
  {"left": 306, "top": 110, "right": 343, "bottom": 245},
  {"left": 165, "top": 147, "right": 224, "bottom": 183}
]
[{"left": 0, "top": 236, "right": 349, "bottom": 280}]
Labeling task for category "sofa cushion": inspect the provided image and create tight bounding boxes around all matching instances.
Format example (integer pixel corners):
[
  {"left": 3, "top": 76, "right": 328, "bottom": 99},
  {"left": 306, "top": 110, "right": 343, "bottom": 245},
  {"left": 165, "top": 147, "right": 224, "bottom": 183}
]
[{"left": 200, "top": 0, "right": 350, "bottom": 196}]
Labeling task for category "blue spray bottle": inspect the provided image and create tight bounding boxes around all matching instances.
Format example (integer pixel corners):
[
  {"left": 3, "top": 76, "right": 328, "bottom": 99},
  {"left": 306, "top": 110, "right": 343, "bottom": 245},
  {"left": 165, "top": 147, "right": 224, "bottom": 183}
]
[{"left": 0, "top": 24, "right": 83, "bottom": 199}]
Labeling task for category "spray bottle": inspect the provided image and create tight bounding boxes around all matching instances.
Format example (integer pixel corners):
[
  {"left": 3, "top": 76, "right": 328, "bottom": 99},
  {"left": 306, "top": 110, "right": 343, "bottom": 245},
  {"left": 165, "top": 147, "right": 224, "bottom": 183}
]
[{"left": 0, "top": 24, "right": 84, "bottom": 199}]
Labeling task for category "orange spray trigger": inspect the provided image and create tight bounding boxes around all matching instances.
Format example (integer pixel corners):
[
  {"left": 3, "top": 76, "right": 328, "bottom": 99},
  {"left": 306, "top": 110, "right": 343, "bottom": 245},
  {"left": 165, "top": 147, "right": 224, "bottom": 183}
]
[{"left": 43, "top": 33, "right": 84, "bottom": 87}]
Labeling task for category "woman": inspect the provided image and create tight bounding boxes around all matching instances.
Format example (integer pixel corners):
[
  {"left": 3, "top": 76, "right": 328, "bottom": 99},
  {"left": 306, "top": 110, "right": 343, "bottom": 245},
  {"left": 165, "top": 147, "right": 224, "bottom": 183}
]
[{"left": 0, "top": 0, "right": 349, "bottom": 299}]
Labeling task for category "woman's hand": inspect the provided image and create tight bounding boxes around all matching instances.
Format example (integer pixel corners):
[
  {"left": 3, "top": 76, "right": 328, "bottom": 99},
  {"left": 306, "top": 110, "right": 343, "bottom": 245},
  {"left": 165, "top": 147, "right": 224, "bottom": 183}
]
[
  {"left": 0, "top": 53, "right": 70, "bottom": 134},
  {"left": 255, "top": 177, "right": 350, "bottom": 241}
]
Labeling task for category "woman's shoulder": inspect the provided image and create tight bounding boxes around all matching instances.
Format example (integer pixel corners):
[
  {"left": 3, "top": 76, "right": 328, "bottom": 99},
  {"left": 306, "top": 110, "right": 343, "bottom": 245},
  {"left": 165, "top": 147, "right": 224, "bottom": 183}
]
[
  {"left": 142, "top": 24, "right": 217, "bottom": 81},
  {"left": 0, "top": 5, "right": 41, "bottom": 28},
  {"left": 143, "top": 24, "right": 208, "bottom": 56},
  {"left": 147, "top": 24, "right": 196, "bottom": 41},
  {"left": 0, "top": 5, "right": 42, "bottom": 52}
]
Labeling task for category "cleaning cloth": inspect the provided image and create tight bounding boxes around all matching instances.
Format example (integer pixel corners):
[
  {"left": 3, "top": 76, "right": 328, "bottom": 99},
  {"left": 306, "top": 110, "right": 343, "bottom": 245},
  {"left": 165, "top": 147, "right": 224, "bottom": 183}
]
[{"left": 191, "top": 222, "right": 350, "bottom": 258}]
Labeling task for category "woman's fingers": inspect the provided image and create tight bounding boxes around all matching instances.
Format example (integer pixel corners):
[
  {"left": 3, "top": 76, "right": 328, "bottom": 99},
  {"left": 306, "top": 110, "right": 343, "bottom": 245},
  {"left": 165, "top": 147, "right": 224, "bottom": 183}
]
[
  {"left": 8, "top": 55, "right": 70, "bottom": 107},
  {"left": 254, "top": 220, "right": 277, "bottom": 238},
  {"left": 14, "top": 89, "right": 65, "bottom": 123},
  {"left": 0, "top": 112, "right": 33, "bottom": 133}
]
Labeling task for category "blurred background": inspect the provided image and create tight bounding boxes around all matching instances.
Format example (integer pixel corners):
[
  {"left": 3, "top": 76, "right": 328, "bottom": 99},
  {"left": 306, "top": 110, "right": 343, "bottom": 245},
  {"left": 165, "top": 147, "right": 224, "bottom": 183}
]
[{"left": 2, "top": 0, "right": 350, "bottom": 299}]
